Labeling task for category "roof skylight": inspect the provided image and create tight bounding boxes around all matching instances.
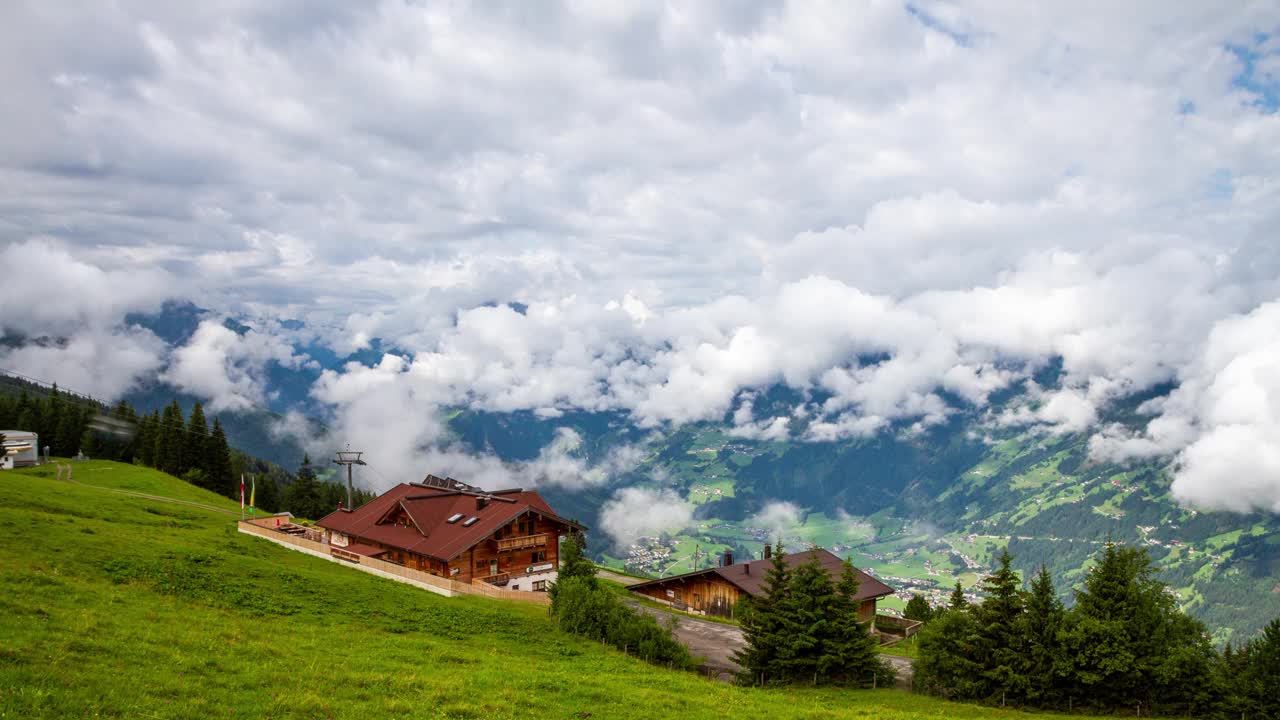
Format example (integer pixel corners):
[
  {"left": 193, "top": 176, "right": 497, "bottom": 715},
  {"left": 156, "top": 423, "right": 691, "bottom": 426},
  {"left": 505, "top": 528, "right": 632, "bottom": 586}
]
[{"left": 446, "top": 513, "right": 464, "bottom": 523}]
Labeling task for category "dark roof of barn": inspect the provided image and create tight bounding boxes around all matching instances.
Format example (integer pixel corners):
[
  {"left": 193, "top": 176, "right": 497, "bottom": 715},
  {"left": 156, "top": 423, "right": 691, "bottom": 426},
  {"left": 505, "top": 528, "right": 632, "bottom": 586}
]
[
  {"left": 316, "top": 482, "right": 584, "bottom": 562},
  {"left": 628, "top": 548, "right": 894, "bottom": 602}
]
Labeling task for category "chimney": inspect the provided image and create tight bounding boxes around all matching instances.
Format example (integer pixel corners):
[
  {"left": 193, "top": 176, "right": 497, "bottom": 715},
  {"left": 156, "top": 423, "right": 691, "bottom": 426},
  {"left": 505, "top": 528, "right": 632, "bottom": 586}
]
[
  {"left": 476, "top": 496, "right": 489, "bottom": 511},
  {"left": 744, "top": 562, "right": 750, "bottom": 575},
  {"left": 763, "top": 543, "right": 772, "bottom": 559},
  {"left": 722, "top": 550, "right": 734, "bottom": 566}
]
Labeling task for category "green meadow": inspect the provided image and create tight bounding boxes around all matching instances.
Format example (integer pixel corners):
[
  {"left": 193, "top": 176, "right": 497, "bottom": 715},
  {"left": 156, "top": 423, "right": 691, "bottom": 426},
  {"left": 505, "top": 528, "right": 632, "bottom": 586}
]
[{"left": 0, "top": 461, "right": 1106, "bottom": 719}]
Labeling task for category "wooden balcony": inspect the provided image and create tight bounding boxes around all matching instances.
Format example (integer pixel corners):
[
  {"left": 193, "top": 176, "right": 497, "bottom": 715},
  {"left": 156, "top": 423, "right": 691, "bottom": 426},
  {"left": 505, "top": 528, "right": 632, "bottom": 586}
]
[{"left": 495, "top": 533, "right": 548, "bottom": 551}]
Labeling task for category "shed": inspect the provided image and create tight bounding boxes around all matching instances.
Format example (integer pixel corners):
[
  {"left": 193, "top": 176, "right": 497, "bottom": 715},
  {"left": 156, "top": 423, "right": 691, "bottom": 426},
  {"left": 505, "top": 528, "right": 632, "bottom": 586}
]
[{"left": 0, "top": 431, "right": 39, "bottom": 469}]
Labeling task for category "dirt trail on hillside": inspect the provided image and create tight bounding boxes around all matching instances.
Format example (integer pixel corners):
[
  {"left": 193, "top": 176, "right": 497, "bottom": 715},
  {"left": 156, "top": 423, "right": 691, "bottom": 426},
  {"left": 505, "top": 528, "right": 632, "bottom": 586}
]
[{"left": 596, "top": 568, "right": 645, "bottom": 586}]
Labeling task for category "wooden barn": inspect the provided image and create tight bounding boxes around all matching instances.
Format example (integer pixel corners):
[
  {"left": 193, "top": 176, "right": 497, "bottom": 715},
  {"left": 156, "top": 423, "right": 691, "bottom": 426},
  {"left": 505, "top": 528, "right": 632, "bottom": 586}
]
[
  {"left": 628, "top": 547, "right": 894, "bottom": 624},
  {"left": 316, "top": 476, "right": 584, "bottom": 592}
]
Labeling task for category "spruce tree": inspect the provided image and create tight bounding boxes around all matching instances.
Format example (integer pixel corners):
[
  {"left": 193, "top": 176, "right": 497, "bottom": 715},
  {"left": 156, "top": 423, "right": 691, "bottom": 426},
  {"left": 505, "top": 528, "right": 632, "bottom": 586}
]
[
  {"left": 826, "top": 556, "right": 890, "bottom": 686},
  {"left": 206, "top": 418, "right": 233, "bottom": 496},
  {"left": 286, "top": 456, "right": 322, "bottom": 519},
  {"left": 971, "top": 549, "right": 1026, "bottom": 703},
  {"left": 788, "top": 549, "right": 837, "bottom": 684},
  {"left": 735, "top": 541, "right": 796, "bottom": 686},
  {"left": 904, "top": 594, "right": 934, "bottom": 622},
  {"left": 184, "top": 402, "right": 209, "bottom": 484},
  {"left": 154, "top": 402, "right": 185, "bottom": 474},
  {"left": 949, "top": 580, "right": 968, "bottom": 610},
  {"left": 1065, "top": 541, "right": 1215, "bottom": 715},
  {"left": 1234, "top": 618, "right": 1280, "bottom": 717},
  {"left": 1022, "top": 565, "right": 1066, "bottom": 706},
  {"left": 136, "top": 410, "right": 159, "bottom": 466},
  {"left": 557, "top": 532, "right": 597, "bottom": 584},
  {"left": 915, "top": 600, "right": 982, "bottom": 698},
  {"left": 55, "top": 405, "right": 83, "bottom": 456}
]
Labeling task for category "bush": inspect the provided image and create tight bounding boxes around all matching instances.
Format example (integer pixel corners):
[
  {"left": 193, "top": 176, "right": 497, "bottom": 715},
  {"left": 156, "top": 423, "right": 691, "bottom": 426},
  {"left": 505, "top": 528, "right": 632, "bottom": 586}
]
[{"left": 551, "top": 576, "right": 695, "bottom": 669}]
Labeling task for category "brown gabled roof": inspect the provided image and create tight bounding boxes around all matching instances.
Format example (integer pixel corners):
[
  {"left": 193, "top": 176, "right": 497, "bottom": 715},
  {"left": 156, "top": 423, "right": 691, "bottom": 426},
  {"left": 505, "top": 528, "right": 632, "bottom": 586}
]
[
  {"left": 316, "top": 482, "right": 585, "bottom": 561},
  {"left": 628, "top": 548, "right": 894, "bottom": 603}
]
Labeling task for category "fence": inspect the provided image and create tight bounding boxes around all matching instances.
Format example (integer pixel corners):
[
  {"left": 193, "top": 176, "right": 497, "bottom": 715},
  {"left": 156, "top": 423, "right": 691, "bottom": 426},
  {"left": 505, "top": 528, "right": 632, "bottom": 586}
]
[{"left": 237, "top": 521, "right": 550, "bottom": 605}]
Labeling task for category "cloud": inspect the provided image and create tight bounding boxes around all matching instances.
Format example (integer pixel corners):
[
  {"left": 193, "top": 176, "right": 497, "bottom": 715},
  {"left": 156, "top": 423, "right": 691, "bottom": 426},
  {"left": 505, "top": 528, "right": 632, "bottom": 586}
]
[
  {"left": 749, "top": 500, "right": 803, "bottom": 539},
  {"left": 0, "top": 325, "right": 166, "bottom": 401},
  {"left": 0, "top": 238, "right": 172, "bottom": 399},
  {"left": 598, "top": 487, "right": 694, "bottom": 549},
  {"left": 163, "top": 318, "right": 308, "bottom": 412},
  {"left": 5, "top": 3, "right": 1280, "bottom": 513},
  {"left": 1092, "top": 301, "right": 1280, "bottom": 513}
]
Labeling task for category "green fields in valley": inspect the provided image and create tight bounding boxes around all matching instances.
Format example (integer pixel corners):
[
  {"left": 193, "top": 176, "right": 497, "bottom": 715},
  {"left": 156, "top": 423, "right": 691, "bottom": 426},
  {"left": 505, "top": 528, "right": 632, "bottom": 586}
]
[{"left": 0, "top": 461, "right": 1114, "bottom": 720}]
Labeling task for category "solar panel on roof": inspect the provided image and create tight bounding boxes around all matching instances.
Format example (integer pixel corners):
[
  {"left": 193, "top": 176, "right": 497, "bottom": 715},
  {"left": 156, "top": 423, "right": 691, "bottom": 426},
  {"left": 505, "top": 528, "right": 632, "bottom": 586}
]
[
  {"left": 446, "top": 513, "right": 464, "bottom": 523},
  {"left": 462, "top": 516, "right": 480, "bottom": 526}
]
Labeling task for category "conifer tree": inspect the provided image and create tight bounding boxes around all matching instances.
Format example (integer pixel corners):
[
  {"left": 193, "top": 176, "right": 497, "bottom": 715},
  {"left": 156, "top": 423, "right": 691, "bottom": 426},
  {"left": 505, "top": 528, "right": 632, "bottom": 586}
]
[
  {"left": 735, "top": 541, "right": 796, "bottom": 686},
  {"left": 557, "top": 532, "right": 597, "bottom": 585},
  {"left": 788, "top": 549, "right": 837, "bottom": 683},
  {"left": 206, "top": 418, "right": 233, "bottom": 496},
  {"left": 156, "top": 401, "right": 185, "bottom": 475},
  {"left": 55, "top": 404, "right": 83, "bottom": 456},
  {"left": 184, "top": 402, "right": 209, "bottom": 484},
  {"left": 915, "top": 597, "right": 982, "bottom": 698},
  {"left": 949, "top": 580, "right": 968, "bottom": 610},
  {"left": 826, "top": 557, "right": 890, "bottom": 686},
  {"left": 41, "top": 384, "right": 62, "bottom": 452},
  {"left": 136, "top": 410, "right": 159, "bottom": 466},
  {"left": 1232, "top": 618, "right": 1280, "bottom": 717},
  {"left": 971, "top": 549, "right": 1026, "bottom": 703},
  {"left": 904, "top": 594, "right": 934, "bottom": 622},
  {"left": 286, "top": 454, "right": 322, "bottom": 518},
  {"left": 1064, "top": 541, "right": 1215, "bottom": 714},
  {"left": 1022, "top": 565, "right": 1066, "bottom": 706}
]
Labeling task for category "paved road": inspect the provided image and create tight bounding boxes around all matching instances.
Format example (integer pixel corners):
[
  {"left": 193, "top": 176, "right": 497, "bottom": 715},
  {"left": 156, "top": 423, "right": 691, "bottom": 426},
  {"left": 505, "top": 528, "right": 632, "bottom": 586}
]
[
  {"left": 628, "top": 602, "right": 745, "bottom": 682},
  {"left": 628, "top": 601, "right": 914, "bottom": 687}
]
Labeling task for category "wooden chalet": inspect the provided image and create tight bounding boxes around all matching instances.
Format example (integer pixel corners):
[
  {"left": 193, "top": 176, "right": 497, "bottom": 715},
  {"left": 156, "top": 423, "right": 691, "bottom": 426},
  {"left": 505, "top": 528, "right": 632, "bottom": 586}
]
[
  {"left": 316, "top": 476, "right": 585, "bottom": 592},
  {"left": 629, "top": 548, "right": 894, "bottom": 624}
]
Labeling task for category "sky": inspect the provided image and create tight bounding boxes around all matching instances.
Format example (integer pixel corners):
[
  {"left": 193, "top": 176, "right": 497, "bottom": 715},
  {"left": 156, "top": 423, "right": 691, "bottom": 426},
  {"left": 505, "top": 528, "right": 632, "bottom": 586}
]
[{"left": 3, "top": 2, "right": 1280, "bottom": 516}]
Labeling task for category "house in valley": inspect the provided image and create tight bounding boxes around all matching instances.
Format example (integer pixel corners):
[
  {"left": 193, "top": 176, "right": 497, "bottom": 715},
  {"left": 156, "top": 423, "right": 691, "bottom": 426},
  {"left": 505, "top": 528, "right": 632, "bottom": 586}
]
[
  {"left": 316, "top": 476, "right": 585, "bottom": 592},
  {"left": 629, "top": 547, "right": 894, "bottom": 625}
]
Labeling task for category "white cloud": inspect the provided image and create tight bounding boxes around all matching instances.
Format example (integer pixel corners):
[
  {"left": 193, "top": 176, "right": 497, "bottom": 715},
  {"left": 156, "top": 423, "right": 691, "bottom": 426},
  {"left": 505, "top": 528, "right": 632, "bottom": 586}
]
[
  {"left": 598, "top": 486, "right": 694, "bottom": 549},
  {"left": 1093, "top": 301, "right": 1280, "bottom": 512},
  {"left": 750, "top": 500, "right": 803, "bottom": 539},
  {"left": 163, "top": 319, "right": 308, "bottom": 412},
  {"left": 5, "top": 3, "right": 1280, "bottom": 513},
  {"left": 0, "top": 325, "right": 166, "bottom": 401}
]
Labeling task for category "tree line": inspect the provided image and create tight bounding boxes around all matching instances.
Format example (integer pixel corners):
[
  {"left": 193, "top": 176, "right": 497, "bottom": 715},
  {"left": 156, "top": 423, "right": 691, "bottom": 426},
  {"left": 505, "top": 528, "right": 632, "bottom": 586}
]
[
  {"left": 735, "top": 544, "right": 895, "bottom": 687},
  {"left": 0, "top": 383, "right": 372, "bottom": 520},
  {"left": 911, "top": 543, "right": 1280, "bottom": 717}
]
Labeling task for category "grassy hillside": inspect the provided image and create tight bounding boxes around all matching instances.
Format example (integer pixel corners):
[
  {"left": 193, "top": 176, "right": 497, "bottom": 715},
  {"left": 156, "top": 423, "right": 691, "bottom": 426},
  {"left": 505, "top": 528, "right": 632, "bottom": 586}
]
[{"left": 0, "top": 461, "right": 1104, "bottom": 719}]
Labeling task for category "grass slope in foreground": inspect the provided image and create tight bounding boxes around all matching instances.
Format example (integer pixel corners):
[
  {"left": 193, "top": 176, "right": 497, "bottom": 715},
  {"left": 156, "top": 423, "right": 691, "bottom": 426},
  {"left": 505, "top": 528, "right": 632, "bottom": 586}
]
[{"left": 2, "top": 461, "right": 1098, "bottom": 720}]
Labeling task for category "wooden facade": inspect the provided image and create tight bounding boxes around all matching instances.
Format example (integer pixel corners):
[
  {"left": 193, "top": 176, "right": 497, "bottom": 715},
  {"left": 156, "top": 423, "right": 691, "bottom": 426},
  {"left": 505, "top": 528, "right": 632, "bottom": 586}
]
[
  {"left": 318, "top": 482, "right": 582, "bottom": 592},
  {"left": 628, "top": 549, "right": 894, "bottom": 623}
]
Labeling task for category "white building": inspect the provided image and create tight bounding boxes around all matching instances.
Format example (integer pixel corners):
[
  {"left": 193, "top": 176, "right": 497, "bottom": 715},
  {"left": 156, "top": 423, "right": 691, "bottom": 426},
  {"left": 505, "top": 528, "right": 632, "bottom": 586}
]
[{"left": 1, "top": 430, "right": 39, "bottom": 469}]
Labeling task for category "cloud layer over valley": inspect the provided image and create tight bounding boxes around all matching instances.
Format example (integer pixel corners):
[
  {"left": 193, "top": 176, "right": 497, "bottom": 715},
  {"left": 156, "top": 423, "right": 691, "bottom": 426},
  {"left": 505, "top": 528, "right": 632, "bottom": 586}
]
[{"left": 4, "top": 2, "right": 1280, "bottom": 513}]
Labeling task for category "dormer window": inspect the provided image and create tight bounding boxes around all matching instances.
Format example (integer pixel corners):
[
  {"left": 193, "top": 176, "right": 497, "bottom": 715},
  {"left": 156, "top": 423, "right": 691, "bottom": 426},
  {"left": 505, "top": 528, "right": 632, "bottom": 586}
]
[{"left": 447, "top": 513, "right": 464, "bottom": 523}]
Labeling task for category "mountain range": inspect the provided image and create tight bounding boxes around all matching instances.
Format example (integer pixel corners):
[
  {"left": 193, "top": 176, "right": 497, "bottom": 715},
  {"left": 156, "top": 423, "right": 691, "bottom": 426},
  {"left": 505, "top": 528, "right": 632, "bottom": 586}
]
[{"left": 25, "top": 301, "right": 1280, "bottom": 644}]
